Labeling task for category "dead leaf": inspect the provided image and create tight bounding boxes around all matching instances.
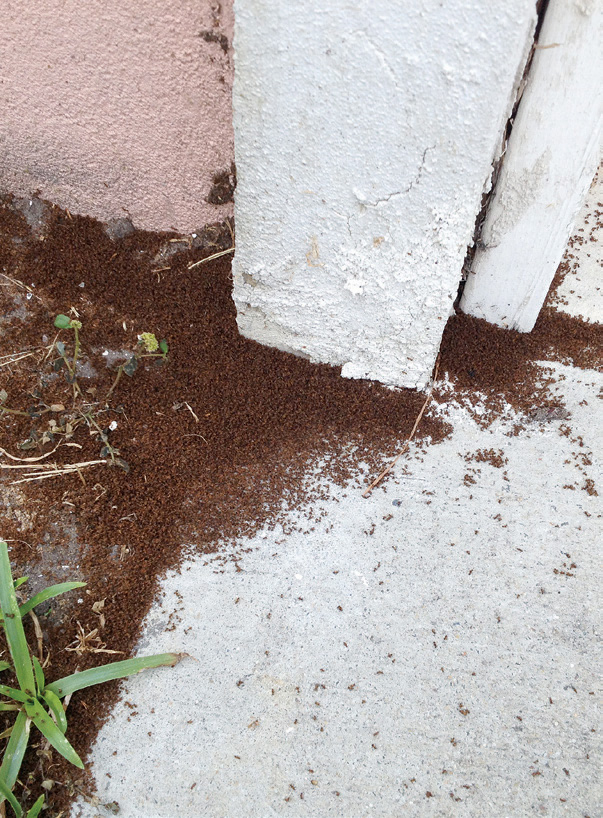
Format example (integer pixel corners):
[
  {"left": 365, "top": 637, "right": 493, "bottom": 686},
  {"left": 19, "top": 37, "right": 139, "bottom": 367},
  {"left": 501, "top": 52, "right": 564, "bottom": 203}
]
[{"left": 65, "top": 622, "right": 124, "bottom": 655}]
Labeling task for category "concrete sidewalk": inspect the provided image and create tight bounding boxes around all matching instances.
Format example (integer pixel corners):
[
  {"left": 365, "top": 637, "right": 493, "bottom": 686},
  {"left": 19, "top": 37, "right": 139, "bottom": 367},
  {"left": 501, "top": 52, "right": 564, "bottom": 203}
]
[
  {"left": 72, "top": 171, "right": 601, "bottom": 817},
  {"left": 72, "top": 356, "right": 601, "bottom": 818}
]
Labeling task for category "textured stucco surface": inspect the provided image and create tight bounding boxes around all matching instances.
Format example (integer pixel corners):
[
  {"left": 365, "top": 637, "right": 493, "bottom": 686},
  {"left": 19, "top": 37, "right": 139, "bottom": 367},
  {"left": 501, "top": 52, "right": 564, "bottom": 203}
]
[
  {"left": 232, "top": 1, "right": 536, "bottom": 389},
  {"left": 0, "top": 0, "right": 234, "bottom": 232}
]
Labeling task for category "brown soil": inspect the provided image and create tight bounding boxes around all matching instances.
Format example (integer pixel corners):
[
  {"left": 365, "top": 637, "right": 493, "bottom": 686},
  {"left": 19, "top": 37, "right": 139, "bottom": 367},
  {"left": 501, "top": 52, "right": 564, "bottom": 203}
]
[
  {"left": 1, "top": 197, "right": 448, "bottom": 814},
  {"left": 0, "top": 195, "right": 601, "bottom": 815},
  {"left": 437, "top": 307, "right": 601, "bottom": 428}
]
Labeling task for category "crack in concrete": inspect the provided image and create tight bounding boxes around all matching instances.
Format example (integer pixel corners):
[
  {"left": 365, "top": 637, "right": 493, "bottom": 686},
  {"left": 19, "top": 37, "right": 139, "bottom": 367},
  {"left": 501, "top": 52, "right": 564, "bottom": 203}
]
[
  {"left": 333, "top": 209, "right": 353, "bottom": 237},
  {"left": 362, "top": 34, "right": 400, "bottom": 86},
  {"left": 365, "top": 145, "right": 436, "bottom": 208}
]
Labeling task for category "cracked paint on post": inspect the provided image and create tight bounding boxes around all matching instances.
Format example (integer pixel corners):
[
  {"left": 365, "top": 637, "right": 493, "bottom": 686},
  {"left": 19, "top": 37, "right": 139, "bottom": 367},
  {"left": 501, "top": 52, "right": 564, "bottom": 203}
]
[{"left": 233, "top": 0, "right": 536, "bottom": 388}]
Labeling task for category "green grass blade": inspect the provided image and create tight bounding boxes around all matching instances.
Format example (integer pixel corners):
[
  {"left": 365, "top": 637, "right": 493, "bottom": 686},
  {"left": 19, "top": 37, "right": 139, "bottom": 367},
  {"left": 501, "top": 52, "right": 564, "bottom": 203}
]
[
  {"left": 0, "top": 543, "right": 35, "bottom": 696},
  {"left": 31, "top": 658, "right": 44, "bottom": 695},
  {"left": 42, "top": 690, "right": 67, "bottom": 734},
  {"left": 24, "top": 701, "right": 83, "bottom": 769},
  {"left": 0, "top": 710, "right": 30, "bottom": 791},
  {"left": 0, "top": 704, "right": 19, "bottom": 712},
  {"left": 0, "top": 661, "right": 12, "bottom": 673},
  {"left": 46, "top": 653, "right": 184, "bottom": 699},
  {"left": 18, "top": 582, "right": 86, "bottom": 618},
  {"left": 13, "top": 578, "right": 28, "bottom": 590},
  {"left": 0, "top": 685, "right": 29, "bottom": 704},
  {"left": 0, "top": 778, "right": 22, "bottom": 817},
  {"left": 26, "top": 795, "right": 45, "bottom": 818}
]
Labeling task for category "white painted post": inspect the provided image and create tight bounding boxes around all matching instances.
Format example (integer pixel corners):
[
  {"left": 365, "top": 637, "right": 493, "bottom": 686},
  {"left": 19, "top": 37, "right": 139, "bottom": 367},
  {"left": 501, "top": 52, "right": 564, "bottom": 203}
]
[
  {"left": 232, "top": 1, "right": 536, "bottom": 388},
  {"left": 461, "top": 0, "right": 602, "bottom": 332}
]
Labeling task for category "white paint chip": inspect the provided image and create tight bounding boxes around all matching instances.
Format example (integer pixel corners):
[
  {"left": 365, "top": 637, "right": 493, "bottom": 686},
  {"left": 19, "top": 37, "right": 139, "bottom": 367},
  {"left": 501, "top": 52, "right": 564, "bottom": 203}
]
[{"left": 344, "top": 278, "right": 365, "bottom": 296}]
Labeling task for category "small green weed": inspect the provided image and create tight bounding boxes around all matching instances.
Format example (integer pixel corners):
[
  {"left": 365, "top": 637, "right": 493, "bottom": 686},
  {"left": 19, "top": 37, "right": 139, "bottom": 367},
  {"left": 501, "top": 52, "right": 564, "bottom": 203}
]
[
  {"left": 0, "top": 314, "right": 168, "bottom": 478},
  {"left": 0, "top": 540, "right": 182, "bottom": 815}
]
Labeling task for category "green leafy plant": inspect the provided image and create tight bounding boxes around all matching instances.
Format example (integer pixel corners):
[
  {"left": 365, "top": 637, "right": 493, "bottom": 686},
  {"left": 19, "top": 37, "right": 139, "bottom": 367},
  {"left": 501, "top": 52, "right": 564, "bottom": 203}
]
[
  {"left": 105, "top": 332, "right": 169, "bottom": 402},
  {"left": 51, "top": 315, "right": 168, "bottom": 405},
  {"left": 0, "top": 541, "right": 182, "bottom": 816},
  {"left": 52, "top": 314, "right": 83, "bottom": 398}
]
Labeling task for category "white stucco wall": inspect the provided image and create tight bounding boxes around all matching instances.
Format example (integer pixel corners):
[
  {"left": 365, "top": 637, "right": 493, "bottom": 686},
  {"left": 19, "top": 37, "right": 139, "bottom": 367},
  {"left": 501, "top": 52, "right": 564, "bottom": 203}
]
[{"left": 232, "top": 0, "right": 536, "bottom": 389}]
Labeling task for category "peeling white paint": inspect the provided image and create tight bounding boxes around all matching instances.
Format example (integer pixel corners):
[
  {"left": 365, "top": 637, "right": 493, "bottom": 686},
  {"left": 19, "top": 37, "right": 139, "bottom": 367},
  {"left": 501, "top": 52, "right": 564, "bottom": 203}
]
[{"left": 232, "top": 0, "right": 536, "bottom": 388}]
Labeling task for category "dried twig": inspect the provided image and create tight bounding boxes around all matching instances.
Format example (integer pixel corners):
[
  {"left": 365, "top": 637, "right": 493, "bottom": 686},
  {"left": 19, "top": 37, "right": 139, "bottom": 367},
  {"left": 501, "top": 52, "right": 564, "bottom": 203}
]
[
  {"left": 29, "top": 610, "right": 45, "bottom": 663},
  {"left": 0, "top": 443, "right": 63, "bottom": 462},
  {"left": 4, "top": 459, "right": 107, "bottom": 484},
  {"left": 182, "top": 433, "right": 208, "bottom": 443},
  {"left": 184, "top": 401, "right": 199, "bottom": 422},
  {"left": 65, "top": 622, "right": 124, "bottom": 656},
  {"left": 0, "top": 273, "right": 45, "bottom": 304},
  {"left": 0, "top": 350, "right": 38, "bottom": 369},
  {"left": 0, "top": 458, "right": 105, "bottom": 471},
  {"left": 362, "top": 356, "right": 440, "bottom": 498},
  {"left": 187, "top": 246, "right": 234, "bottom": 270}
]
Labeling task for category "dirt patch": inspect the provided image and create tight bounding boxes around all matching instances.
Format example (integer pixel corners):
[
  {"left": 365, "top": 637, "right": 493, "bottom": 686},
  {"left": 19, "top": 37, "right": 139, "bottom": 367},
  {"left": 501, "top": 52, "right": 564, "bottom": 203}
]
[
  {"left": 206, "top": 162, "right": 237, "bottom": 205},
  {"left": 0, "top": 194, "right": 601, "bottom": 815},
  {"left": 0, "top": 195, "right": 446, "bottom": 814},
  {"left": 437, "top": 308, "right": 601, "bottom": 428}
]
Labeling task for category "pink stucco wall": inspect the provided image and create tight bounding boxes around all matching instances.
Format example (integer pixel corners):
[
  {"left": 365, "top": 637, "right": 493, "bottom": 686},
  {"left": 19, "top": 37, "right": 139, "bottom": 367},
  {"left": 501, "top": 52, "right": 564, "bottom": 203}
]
[{"left": 0, "top": 0, "right": 234, "bottom": 233}]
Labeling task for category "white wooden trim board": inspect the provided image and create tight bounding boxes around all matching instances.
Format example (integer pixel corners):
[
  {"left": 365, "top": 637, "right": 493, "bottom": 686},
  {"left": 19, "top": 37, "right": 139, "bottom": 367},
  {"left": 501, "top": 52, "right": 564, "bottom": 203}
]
[{"left": 461, "top": 0, "right": 602, "bottom": 332}]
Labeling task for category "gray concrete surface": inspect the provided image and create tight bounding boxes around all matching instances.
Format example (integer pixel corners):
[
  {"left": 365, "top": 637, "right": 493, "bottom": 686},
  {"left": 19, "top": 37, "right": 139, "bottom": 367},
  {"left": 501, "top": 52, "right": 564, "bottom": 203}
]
[
  {"left": 555, "top": 166, "right": 602, "bottom": 325},
  {"left": 72, "top": 358, "right": 601, "bottom": 818}
]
